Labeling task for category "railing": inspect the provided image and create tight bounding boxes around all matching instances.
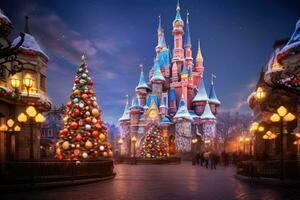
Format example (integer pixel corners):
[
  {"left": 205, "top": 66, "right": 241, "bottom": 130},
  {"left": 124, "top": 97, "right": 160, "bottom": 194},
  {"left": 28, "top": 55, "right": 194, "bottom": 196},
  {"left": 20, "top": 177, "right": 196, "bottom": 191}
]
[
  {"left": 0, "top": 159, "right": 115, "bottom": 184},
  {"left": 237, "top": 160, "right": 300, "bottom": 180}
]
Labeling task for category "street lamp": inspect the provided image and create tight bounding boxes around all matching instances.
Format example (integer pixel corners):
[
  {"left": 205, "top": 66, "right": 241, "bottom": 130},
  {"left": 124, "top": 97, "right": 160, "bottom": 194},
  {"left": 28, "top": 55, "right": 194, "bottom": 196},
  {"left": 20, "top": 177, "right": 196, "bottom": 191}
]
[
  {"left": 10, "top": 75, "right": 20, "bottom": 93},
  {"left": 23, "top": 74, "right": 33, "bottom": 96},
  {"left": 270, "top": 106, "right": 295, "bottom": 180},
  {"left": 131, "top": 136, "right": 137, "bottom": 164},
  {"left": 17, "top": 106, "right": 45, "bottom": 160}
]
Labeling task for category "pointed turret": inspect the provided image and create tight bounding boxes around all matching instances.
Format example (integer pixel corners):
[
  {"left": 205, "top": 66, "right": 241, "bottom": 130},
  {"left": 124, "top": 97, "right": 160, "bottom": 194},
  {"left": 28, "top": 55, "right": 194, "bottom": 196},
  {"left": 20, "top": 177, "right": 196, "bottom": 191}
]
[
  {"left": 175, "top": 0, "right": 182, "bottom": 22},
  {"left": 208, "top": 74, "right": 221, "bottom": 115},
  {"left": 174, "top": 95, "right": 193, "bottom": 121},
  {"left": 196, "top": 40, "right": 203, "bottom": 64},
  {"left": 193, "top": 40, "right": 204, "bottom": 87},
  {"left": 192, "top": 77, "right": 209, "bottom": 102},
  {"left": 156, "top": 16, "right": 167, "bottom": 58},
  {"left": 209, "top": 74, "right": 221, "bottom": 105},
  {"left": 130, "top": 96, "right": 140, "bottom": 109},
  {"left": 184, "top": 12, "right": 191, "bottom": 47},
  {"left": 136, "top": 64, "right": 149, "bottom": 90},
  {"left": 159, "top": 95, "right": 167, "bottom": 116},
  {"left": 181, "top": 63, "right": 188, "bottom": 79},
  {"left": 136, "top": 64, "right": 149, "bottom": 106},
  {"left": 200, "top": 101, "right": 216, "bottom": 120},
  {"left": 150, "top": 60, "right": 165, "bottom": 83},
  {"left": 119, "top": 95, "right": 130, "bottom": 122}
]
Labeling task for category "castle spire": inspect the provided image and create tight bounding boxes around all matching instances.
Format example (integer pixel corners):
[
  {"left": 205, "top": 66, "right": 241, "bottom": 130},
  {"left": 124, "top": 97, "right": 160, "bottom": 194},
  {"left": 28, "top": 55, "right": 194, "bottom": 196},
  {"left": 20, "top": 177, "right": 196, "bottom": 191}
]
[
  {"left": 184, "top": 11, "right": 191, "bottom": 46},
  {"left": 209, "top": 74, "right": 221, "bottom": 105},
  {"left": 175, "top": 0, "right": 182, "bottom": 21},
  {"left": 24, "top": 16, "right": 30, "bottom": 34},
  {"left": 192, "top": 77, "right": 209, "bottom": 102},
  {"left": 136, "top": 64, "right": 149, "bottom": 90},
  {"left": 119, "top": 95, "right": 130, "bottom": 121},
  {"left": 196, "top": 40, "right": 203, "bottom": 61}
]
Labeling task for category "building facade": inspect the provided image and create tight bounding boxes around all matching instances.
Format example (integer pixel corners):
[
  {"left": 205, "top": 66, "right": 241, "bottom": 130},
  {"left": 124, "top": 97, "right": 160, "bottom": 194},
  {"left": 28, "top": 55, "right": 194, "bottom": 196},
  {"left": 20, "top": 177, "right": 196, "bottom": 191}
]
[
  {"left": 119, "top": 3, "right": 221, "bottom": 157},
  {"left": 248, "top": 19, "right": 300, "bottom": 160},
  {"left": 0, "top": 12, "right": 51, "bottom": 162}
]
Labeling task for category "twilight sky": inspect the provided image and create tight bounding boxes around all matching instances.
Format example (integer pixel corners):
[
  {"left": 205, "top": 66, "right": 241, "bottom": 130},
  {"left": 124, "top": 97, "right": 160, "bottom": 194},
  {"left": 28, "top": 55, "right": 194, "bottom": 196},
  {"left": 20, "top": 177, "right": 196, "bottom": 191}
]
[{"left": 1, "top": 0, "right": 300, "bottom": 124}]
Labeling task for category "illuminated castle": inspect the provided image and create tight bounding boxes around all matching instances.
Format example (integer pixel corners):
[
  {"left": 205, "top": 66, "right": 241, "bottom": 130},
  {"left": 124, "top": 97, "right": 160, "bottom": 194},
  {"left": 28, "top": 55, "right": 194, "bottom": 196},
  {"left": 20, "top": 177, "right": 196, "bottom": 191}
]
[{"left": 119, "top": 2, "right": 221, "bottom": 157}]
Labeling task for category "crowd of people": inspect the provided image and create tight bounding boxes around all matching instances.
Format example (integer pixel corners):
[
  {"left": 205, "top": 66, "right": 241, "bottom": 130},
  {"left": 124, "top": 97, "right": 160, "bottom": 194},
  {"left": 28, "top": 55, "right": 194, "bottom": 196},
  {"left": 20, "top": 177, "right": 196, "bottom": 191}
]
[{"left": 192, "top": 151, "right": 249, "bottom": 169}]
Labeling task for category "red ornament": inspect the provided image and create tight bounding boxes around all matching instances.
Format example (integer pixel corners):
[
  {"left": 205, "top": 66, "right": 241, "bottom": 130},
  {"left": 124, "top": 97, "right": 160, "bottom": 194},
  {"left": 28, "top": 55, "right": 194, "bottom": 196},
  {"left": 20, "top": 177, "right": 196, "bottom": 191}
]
[
  {"left": 70, "top": 122, "right": 78, "bottom": 130},
  {"left": 67, "top": 101, "right": 72, "bottom": 107},
  {"left": 95, "top": 123, "right": 101, "bottom": 129},
  {"left": 92, "top": 130, "right": 99, "bottom": 138},
  {"left": 88, "top": 80, "right": 93, "bottom": 86},
  {"left": 82, "top": 94, "right": 88, "bottom": 100},
  {"left": 74, "top": 79, "right": 80, "bottom": 84},
  {"left": 86, "top": 132, "right": 91, "bottom": 137},
  {"left": 75, "top": 134, "right": 82, "bottom": 142},
  {"left": 89, "top": 89, "right": 94, "bottom": 95},
  {"left": 62, "top": 128, "right": 68, "bottom": 135},
  {"left": 74, "top": 109, "right": 80, "bottom": 116}
]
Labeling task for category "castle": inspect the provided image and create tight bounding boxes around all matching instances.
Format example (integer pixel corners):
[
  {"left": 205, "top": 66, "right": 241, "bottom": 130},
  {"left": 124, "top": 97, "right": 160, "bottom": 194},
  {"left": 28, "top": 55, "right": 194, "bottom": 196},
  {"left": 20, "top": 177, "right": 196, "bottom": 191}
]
[{"left": 119, "top": 2, "right": 221, "bottom": 157}]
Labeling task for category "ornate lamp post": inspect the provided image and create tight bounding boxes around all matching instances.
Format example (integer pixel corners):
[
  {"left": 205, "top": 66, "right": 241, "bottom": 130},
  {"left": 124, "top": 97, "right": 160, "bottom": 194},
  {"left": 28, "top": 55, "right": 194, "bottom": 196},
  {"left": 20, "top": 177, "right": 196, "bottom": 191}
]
[
  {"left": 0, "top": 119, "right": 21, "bottom": 160},
  {"left": 269, "top": 106, "right": 295, "bottom": 180},
  {"left": 250, "top": 122, "right": 265, "bottom": 156},
  {"left": 17, "top": 106, "right": 45, "bottom": 161},
  {"left": 131, "top": 136, "right": 137, "bottom": 164},
  {"left": 23, "top": 75, "right": 33, "bottom": 96}
]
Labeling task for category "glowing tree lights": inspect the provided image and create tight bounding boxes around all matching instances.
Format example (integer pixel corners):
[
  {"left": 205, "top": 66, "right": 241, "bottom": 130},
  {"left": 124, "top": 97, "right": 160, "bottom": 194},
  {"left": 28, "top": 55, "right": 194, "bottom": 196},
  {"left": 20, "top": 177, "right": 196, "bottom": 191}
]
[
  {"left": 140, "top": 124, "right": 168, "bottom": 159},
  {"left": 55, "top": 56, "right": 112, "bottom": 160}
]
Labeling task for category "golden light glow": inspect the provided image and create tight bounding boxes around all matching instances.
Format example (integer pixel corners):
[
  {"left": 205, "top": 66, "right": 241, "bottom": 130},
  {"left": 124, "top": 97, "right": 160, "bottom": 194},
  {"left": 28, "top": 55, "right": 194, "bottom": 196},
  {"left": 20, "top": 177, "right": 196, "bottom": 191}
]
[
  {"left": 263, "top": 135, "right": 268, "bottom": 140},
  {"left": 14, "top": 125, "right": 21, "bottom": 132},
  {"left": 26, "top": 106, "right": 37, "bottom": 117},
  {"left": 131, "top": 136, "right": 137, "bottom": 143},
  {"left": 0, "top": 124, "right": 8, "bottom": 131},
  {"left": 17, "top": 113, "right": 28, "bottom": 123},
  {"left": 255, "top": 87, "right": 266, "bottom": 100},
  {"left": 263, "top": 131, "right": 277, "bottom": 140},
  {"left": 239, "top": 137, "right": 244, "bottom": 142},
  {"left": 149, "top": 109, "right": 158, "bottom": 118},
  {"left": 192, "top": 138, "right": 198, "bottom": 144},
  {"left": 277, "top": 106, "right": 287, "bottom": 117},
  {"left": 23, "top": 74, "right": 33, "bottom": 88},
  {"left": 250, "top": 122, "right": 259, "bottom": 132},
  {"left": 245, "top": 137, "right": 250, "bottom": 142},
  {"left": 204, "top": 139, "right": 211, "bottom": 144},
  {"left": 270, "top": 113, "right": 280, "bottom": 122},
  {"left": 35, "top": 113, "right": 45, "bottom": 123},
  {"left": 283, "top": 113, "right": 295, "bottom": 122},
  {"left": 118, "top": 138, "right": 124, "bottom": 145},
  {"left": 7, "top": 119, "right": 14, "bottom": 127},
  {"left": 295, "top": 133, "right": 300, "bottom": 138},
  {"left": 10, "top": 75, "right": 20, "bottom": 88},
  {"left": 258, "top": 126, "right": 265, "bottom": 132}
]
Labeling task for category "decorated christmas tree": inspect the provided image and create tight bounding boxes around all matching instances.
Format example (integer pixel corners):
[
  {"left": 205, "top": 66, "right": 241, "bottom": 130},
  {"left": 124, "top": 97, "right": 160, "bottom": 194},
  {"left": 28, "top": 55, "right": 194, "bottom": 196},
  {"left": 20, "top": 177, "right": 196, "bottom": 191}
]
[
  {"left": 55, "top": 56, "right": 112, "bottom": 160},
  {"left": 140, "top": 124, "right": 168, "bottom": 159}
]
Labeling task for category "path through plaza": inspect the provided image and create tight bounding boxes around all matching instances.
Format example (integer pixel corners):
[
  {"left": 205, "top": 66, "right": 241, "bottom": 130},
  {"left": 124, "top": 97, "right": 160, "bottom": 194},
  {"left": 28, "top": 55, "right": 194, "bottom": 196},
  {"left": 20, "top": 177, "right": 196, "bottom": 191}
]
[{"left": 1, "top": 162, "right": 300, "bottom": 200}]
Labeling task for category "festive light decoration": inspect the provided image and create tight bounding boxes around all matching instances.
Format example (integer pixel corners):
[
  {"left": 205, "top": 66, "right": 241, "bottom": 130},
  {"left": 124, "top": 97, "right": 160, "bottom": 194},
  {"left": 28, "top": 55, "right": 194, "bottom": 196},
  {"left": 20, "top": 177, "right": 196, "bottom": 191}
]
[
  {"left": 140, "top": 124, "right": 168, "bottom": 159},
  {"left": 55, "top": 56, "right": 112, "bottom": 160}
]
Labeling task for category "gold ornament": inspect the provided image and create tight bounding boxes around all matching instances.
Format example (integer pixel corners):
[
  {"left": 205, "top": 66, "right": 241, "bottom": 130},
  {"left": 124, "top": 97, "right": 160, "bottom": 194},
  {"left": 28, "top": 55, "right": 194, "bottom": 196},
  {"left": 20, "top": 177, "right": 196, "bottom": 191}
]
[
  {"left": 92, "top": 108, "right": 99, "bottom": 117},
  {"left": 99, "top": 133, "right": 106, "bottom": 142},
  {"left": 103, "top": 151, "right": 108, "bottom": 157},
  {"left": 62, "top": 141, "right": 70, "bottom": 150},
  {"left": 85, "top": 140, "right": 93, "bottom": 149}
]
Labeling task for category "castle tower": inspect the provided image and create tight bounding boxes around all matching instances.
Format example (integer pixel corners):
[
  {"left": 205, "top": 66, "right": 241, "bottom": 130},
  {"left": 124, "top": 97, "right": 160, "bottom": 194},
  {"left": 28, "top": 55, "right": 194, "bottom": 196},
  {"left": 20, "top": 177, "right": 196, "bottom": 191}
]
[
  {"left": 150, "top": 60, "right": 165, "bottom": 98},
  {"left": 156, "top": 16, "right": 167, "bottom": 58},
  {"left": 172, "top": 1, "right": 184, "bottom": 73},
  {"left": 184, "top": 12, "right": 193, "bottom": 69},
  {"left": 192, "top": 77, "right": 209, "bottom": 115},
  {"left": 135, "top": 64, "right": 149, "bottom": 106},
  {"left": 173, "top": 95, "right": 193, "bottom": 153},
  {"left": 159, "top": 96, "right": 167, "bottom": 117},
  {"left": 187, "top": 66, "right": 194, "bottom": 109},
  {"left": 208, "top": 74, "right": 221, "bottom": 115},
  {"left": 129, "top": 96, "right": 142, "bottom": 157},
  {"left": 119, "top": 95, "right": 131, "bottom": 156},
  {"left": 158, "top": 48, "right": 171, "bottom": 79},
  {"left": 193, "top": 40, "right": 204, "bottom": 87}
]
